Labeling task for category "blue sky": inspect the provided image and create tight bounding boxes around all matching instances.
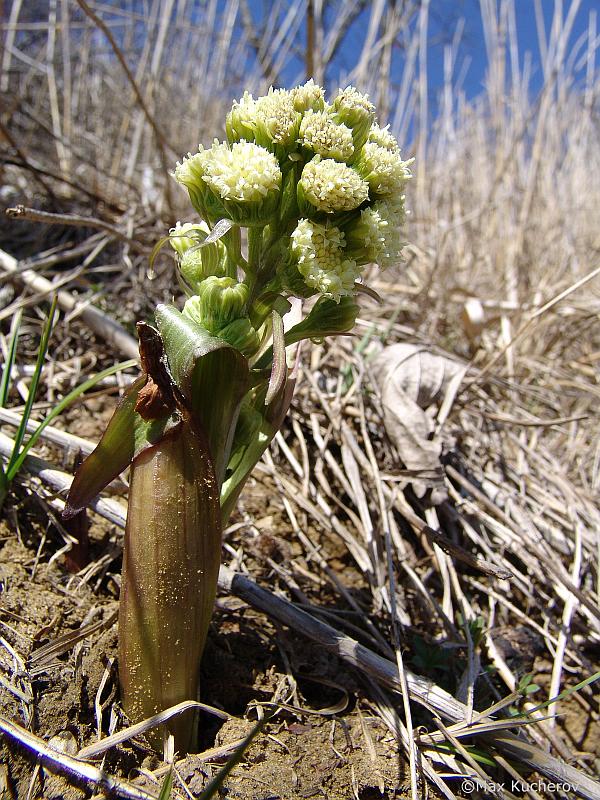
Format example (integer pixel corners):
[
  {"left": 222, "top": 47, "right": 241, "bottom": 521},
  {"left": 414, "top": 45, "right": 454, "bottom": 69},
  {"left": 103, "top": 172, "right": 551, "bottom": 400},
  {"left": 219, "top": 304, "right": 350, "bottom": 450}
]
[
  {"left": 271, "top": 0, "right": 598, "bottom": 114},
  {"left": 426, "top": 0, "right": 598, "bottom": 101}
]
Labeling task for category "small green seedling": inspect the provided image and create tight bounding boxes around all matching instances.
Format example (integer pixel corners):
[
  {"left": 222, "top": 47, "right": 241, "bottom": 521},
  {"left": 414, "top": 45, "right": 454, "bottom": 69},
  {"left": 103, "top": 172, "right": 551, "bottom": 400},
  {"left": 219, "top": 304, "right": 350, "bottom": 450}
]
[{"left": 0, "top": 297, "right": 135, "bottom": 513}]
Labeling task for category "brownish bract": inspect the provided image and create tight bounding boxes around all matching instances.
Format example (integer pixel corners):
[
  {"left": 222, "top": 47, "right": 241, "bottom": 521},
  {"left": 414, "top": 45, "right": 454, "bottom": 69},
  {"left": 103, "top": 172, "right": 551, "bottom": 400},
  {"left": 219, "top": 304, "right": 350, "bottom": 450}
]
[{"left": 118, "top": 422, "right": 221, "bottom": 752}]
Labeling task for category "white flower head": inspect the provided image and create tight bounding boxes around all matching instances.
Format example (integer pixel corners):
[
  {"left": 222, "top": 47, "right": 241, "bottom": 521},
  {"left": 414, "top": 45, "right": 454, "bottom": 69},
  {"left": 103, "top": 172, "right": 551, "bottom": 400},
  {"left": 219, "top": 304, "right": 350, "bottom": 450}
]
[
  {"left": 226, "top": 91, "right": 259, "bottom": 143},
  {"left": 255, "top": 87, "right": 300, "bottom": 146},
  {"left": 331, "top": 86, "right": 375, "bottom": 150},
  {"left": 299, "top": 156, "right": 369, "bottom": 213},
  {"left": 333, "top": 86, "right": 375, "bottom": 118},
  {"left": 291, "top": 219, "right": 360, "bottom": 301},
  {"left": 291, "top": 79, "right": 326, "bottom": 112},
  {"left": 198, "top": 140, "right": 281, "bottom": 202},
  {"left": 355, "top": 141, "right": 413, "bottom": 196},
  {"left": 173, "top": 152, "right": 204, "bottom": 189},
  {"left": 299, "top": 111, "right": 354, "bottom": 161},
  {"left": 358, "top": 200, "right": 406, "bottom": 268},
  {"left": 173, "top": 152, "right": 213, "bottom": 217},
  {"left": 368, "top": 123, "right": 400, "bottom": 153}
]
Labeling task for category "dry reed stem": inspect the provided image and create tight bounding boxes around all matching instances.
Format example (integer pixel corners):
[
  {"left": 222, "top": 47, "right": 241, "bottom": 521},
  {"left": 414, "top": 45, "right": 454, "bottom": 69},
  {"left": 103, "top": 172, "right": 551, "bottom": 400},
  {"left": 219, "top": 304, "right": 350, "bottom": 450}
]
[{"left": 5, "top": 205, "right": 140, "bottom": 245}]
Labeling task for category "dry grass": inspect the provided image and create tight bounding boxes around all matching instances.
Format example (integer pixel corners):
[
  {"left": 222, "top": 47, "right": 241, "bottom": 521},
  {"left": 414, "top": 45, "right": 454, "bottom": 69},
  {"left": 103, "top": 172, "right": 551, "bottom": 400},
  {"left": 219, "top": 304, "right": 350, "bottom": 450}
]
[{"left": 0, "top": 1, "right": 599, "bottom": 798}]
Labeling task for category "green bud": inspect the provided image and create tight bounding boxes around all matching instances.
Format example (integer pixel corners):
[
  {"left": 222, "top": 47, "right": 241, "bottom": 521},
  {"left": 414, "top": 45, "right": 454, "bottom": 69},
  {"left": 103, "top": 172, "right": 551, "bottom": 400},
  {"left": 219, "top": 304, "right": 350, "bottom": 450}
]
[
  {"left": 179, "top": 247, "right": 225, "bottom": 290},
  {"left": 284, "top": 295, "right": 359, "bottom": 345},
  {"left": 330, "top": 87, "right": 375, "bottom": 153},
  {"left": 216, "top": 318, "right": 260, "bottom": 357},
  {"left": 183, "top": 277, "right": 249, "bottom": 334},
  {"left": 169, "top": 222, "right": 206, "bottom": 257},
  {"left": 169, "top": 222, "right": 225, "bottom": 290}
]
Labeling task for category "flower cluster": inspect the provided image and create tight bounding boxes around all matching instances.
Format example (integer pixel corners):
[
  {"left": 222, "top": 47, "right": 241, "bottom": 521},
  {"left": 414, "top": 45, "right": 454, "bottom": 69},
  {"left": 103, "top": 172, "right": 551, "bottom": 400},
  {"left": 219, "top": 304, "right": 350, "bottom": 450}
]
[
  {"left": 299, "top": 111, "right": 354, "bottom": 161},
  {"left": 291, "top": 220, "right": 361, "bottom": 300},
  {"left": 299, "top": 156, "right": 369, "bottom": 214},
  {"left": 172, "top": 81, "right": 412, "bottom": 310}
]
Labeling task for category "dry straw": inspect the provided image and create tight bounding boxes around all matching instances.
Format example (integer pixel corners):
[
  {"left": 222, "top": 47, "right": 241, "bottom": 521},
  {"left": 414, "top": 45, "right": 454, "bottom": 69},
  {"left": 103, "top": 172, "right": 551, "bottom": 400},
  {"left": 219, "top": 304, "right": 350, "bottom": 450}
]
[{"left": 1, "top": 1, "right": 599, "bottom": 799}]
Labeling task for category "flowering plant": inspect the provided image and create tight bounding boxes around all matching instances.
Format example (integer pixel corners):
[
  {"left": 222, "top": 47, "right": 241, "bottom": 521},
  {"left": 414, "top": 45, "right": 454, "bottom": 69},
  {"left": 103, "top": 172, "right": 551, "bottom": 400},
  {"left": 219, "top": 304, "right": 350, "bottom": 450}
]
[{"left": 65, "top": 81, "right": 411, "bottom": 754}]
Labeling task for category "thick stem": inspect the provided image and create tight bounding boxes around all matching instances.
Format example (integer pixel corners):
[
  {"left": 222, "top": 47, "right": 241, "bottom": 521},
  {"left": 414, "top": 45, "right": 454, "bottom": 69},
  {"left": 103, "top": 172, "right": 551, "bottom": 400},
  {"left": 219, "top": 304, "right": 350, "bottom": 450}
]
[
  {"left": 118, "top": 423, "right": 221, "bottom": 753},
  {"left": 246, "top": 226, "right": 264, "bottom": 277}
]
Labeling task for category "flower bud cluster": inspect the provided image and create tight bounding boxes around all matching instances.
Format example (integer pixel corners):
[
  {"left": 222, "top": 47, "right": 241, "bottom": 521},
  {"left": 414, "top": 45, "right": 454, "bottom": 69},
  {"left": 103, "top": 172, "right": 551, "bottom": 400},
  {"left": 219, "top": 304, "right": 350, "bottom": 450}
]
[
  {"left": 169, "top": 221, "right": 225, "bottom": 290},
  {"left": 290, "top": 219, "right": 360, "bottom": 302},
  {"left": 172, "top": 81, "right": 412, "bottom": 312},
  {"left": 183, "top": 277, "right": 259, "bottom": 356}
]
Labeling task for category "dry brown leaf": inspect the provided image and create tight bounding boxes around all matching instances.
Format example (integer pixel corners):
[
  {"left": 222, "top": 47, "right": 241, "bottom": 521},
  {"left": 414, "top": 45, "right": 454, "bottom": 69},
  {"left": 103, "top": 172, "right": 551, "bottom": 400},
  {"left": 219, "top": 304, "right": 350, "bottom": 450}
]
[{"left": 372, "top": 344, "right": 467, "bottom": 503}]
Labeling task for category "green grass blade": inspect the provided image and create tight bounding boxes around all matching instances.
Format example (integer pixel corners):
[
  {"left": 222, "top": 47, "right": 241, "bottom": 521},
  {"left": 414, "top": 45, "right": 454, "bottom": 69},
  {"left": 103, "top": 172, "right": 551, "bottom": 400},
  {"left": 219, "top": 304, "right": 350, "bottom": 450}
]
[
  {"left": 522, "top": 669, "right": 600, "bottom": 716},
  {"left": 9, "top": 297, "right": 58, "bottom": 470},
  {"left": 0, "top": 312, "right": 22, "bottom": 493},
  {"left": 0, "top": 308, "right": 23, "bottom": 409},
  {"left": 197, "top": 714, "right": 268, "bottom": 799},
  {"left": 0, "top": 472, "right": 7, "bottom": 508},
  {"left": 157, "top": 766, "right": 173, "bottom": 800},
  {"left": 7, "top": 358, "right": 137, "bottom": 482}
]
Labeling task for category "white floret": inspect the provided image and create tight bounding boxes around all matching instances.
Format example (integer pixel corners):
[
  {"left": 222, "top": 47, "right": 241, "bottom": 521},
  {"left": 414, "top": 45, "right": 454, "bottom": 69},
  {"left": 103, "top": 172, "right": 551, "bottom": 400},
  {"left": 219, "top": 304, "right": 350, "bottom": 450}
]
[
  {"left": 198, "top": 140, "right": 281, "bottom": 202},
  {"left": 356, "top": 142, "right": 413, "bottom": 196},
  {"left": 300, "top": 157, "right": 368, "bottom": 213},
  {"left": 291, "top": 219, "right": 360, "bottom": 301},
  {"left": 299, "top": 111, "right": 354, "bottom": 161},
  {"left": 291, "top": 79, "right": 326, "bottom": 112}
]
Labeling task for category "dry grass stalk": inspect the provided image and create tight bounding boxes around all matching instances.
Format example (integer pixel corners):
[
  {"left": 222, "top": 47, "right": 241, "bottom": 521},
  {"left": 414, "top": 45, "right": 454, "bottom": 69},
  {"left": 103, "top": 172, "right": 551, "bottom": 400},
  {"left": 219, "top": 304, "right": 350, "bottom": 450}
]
[
  {"left": 2, "top": 425, "right": 599, "bottom": 797},
  {"left": 1, "top": 0, "right": 599, "bottom": 796}
]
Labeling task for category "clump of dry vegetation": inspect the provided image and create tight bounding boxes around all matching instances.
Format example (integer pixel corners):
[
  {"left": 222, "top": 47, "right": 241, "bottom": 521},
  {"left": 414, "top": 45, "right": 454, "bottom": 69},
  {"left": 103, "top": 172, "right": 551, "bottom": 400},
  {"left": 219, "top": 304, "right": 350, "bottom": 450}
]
[{"left": 0, "top": 2, "right": 599, "bottom": 799}]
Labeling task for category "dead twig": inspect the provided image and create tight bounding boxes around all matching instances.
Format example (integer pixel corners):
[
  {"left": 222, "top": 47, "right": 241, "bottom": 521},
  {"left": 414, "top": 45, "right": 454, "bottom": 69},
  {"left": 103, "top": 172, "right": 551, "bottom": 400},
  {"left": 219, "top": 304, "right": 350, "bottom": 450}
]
[
  {"left": 6, "top": 205, "right": 139, "bottom": 246},
  {"left": 0, "top": 714, "right": 158, "bottom": 800}
]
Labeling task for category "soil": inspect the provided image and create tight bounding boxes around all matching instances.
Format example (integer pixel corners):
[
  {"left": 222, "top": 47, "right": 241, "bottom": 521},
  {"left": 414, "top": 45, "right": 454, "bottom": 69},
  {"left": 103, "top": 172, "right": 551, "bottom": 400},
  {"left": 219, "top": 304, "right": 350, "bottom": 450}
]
[
  {"left": 0, "top": 366, "right": 421, "bottom": 800},
  {"left": 0, "top": 507, "right": 414, "bottom": 800},
  {"left": 0, "top": 363, "right": 597, "bottom": 799}
]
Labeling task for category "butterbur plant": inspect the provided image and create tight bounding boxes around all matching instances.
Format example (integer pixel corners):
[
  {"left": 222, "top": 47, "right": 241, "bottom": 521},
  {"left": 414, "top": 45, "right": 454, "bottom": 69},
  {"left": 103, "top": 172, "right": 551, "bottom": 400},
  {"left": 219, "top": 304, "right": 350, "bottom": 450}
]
[{"left": 65, "top": 81, "right": 412, "bottom": 754}]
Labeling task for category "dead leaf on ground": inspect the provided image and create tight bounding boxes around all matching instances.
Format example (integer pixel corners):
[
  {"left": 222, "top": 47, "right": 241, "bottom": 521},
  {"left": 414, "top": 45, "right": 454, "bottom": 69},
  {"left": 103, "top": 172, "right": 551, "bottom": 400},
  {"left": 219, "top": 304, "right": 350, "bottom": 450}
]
[{"left": 372, "top": 344, "right": 467, "bottom": 503}]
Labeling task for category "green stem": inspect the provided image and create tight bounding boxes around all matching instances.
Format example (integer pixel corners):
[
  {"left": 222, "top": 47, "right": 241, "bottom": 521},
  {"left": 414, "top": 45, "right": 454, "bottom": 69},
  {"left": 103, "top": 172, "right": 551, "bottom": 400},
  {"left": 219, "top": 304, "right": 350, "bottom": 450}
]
[
  {"left": 223, "top": 226, "right": 246, "bottom": 278},
  {"left": 247, "top": 226, "right": 264, "bottom": 277},
  {"left": 246, "top": 221, "right": 286, "bottom": 314}
]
